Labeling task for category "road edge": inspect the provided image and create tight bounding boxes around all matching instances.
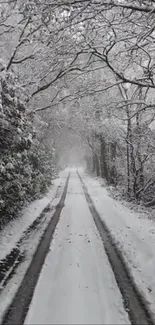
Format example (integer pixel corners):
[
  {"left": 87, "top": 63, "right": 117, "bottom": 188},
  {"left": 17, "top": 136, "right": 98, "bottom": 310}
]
[{"left": 2, "top": 173, "right": 70, "bottom": 325}]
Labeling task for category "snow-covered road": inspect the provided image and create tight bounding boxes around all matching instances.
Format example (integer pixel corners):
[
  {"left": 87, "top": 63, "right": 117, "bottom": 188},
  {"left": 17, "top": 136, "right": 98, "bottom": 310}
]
[
  {"left": 25, "top": 171, "right": 129, "bottom": 324},
  {"left": 2, "top": 169, "right": 154, "bottom": 325}
]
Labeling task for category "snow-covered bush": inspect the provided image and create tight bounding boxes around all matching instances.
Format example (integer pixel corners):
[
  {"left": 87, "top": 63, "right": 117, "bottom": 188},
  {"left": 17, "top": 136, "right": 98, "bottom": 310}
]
[{"left": 0, "top": 61, "right": 57, "bottom": 228}]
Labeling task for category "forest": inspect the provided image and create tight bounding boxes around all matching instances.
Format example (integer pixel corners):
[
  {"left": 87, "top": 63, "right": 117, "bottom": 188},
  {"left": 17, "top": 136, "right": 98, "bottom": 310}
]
[{"left": 1, "top": 0, "right": 155, "bottom": 226}]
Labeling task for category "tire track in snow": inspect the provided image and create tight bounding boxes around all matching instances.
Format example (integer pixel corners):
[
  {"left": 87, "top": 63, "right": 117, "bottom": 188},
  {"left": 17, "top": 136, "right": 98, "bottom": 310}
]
[
  {"left": 78, "top": 171, "right": 154, "bottom": 325},
  {"left": 0, "top": 184, "right": 63, "bottom": 292},
  {"left": 2, "top": 173, "right": 70, "bottom": 325}
]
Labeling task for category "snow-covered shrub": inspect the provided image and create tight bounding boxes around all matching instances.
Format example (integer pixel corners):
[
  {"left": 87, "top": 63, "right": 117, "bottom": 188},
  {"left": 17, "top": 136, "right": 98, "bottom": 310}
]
[{"left": 0, "top": 60, "right": 57, "bottom": 228}]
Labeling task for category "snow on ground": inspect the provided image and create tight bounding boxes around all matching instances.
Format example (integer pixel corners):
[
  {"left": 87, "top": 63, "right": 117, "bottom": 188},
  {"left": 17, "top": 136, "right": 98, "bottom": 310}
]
[
  {"left": 0, "top": 170, "right": 68, "bottom": 261},
  {"left": 82, "top": 171, "right": 155, "bottom": 317},
  {"left": 25, "top": 171, "right": 129, "bottom": 325},
  {"left": 0, "top": 170, "right": 69, "bottom": 322}
]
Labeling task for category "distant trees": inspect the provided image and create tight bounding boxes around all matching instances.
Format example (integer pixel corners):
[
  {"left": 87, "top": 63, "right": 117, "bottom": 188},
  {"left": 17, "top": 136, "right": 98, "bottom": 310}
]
[{"left": 51, "top": 0, "right": 155, "bottom": 205}]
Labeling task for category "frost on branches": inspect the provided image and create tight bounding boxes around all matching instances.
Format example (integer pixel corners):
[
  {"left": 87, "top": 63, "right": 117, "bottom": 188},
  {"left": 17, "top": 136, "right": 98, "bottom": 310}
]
[{"left": 0, "top": 60, "right": 56, "bottom": 228}]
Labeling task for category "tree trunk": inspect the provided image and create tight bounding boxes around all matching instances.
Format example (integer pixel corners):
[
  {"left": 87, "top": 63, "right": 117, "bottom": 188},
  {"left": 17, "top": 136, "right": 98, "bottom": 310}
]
[
  {"left": 95, "top": 154, "right": 100, "bottom": 176},
  {"left": 126, "top": 105, "right": 135, "bottom": 196},
  {"left": 92, "top": 154, "right": 96, "bottom": 173},
  {"left": 109, "top": 142, "right": 117, "bottom": 185},
  {"left": 135, "top": 111, "right": 144, "bottom": 198},
  {"left": 100, "top": 136, "right": 109, "bottom": 182}
]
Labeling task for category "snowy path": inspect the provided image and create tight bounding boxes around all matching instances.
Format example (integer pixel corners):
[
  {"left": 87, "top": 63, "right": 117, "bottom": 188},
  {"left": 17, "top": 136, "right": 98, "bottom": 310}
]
[
  {"left": 0, "top": 170, "right": 68, "bottom": 261},
  {"left": 0, "top": 171, "right": 68, "bottom": 323},
  {"left": 2, "top": 169, "right": 154, "bottom": 325},
  {"left": 82, "top": 172, "right": 155, "bottom": 317},
  {"left": 25, "top": 171, "right": 129, "bottom": 325}
]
